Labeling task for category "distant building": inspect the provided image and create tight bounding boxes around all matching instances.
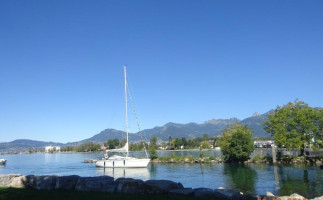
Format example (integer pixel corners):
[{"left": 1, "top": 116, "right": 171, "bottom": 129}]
[
  {"left": 254, "top": 140, "right": 275, "bottom": 148},
  {"left": 45, "top": 146, "right": 61, "bottom": 152}
]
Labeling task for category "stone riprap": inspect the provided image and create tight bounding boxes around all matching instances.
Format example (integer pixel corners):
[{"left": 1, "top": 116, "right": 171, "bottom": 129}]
[{"left": 0, "top": 174, "right": 322, "bottom": 200}]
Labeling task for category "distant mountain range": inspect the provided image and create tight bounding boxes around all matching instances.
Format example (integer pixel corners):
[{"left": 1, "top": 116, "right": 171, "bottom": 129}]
[
  {"left": 0, "top": 111, "right": 272, "bottom": 152},
  {"left": 0, "top": 139, "right": 64, "bottom": 152}
]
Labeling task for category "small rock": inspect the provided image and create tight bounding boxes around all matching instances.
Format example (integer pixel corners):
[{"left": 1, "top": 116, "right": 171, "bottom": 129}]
[
  {"left": 311, "top": 196, "right": 323, "bottom": 200},
  {"left": 266, "top": 192, "right": 275, "bottom": 197},
  {"left": 278, "top": 193, "right": 306, "bottom": 200},
  {"left": 84, "top": 159, "right": 97, "bottom": 163},
  {"left": 290, "top": 193, "right": 306, "bottom": 199}
]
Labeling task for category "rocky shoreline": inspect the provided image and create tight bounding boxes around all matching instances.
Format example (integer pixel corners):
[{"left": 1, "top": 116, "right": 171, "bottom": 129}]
[{"left": 0, "top": 174, "right": 321, "bottom": 200}]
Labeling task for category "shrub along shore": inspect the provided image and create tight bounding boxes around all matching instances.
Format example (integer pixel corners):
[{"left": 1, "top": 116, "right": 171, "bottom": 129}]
[
  {"left": 84, "top": 154, "right": 323, "bottom": 165},
  {"left": 0, "top": 174, "right": 321, "bottom": 200}
]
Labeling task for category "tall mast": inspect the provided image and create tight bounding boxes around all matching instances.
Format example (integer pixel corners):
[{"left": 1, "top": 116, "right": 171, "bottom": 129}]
[{"left": 124, "top": 66, "right": 129, "bottom": 156}]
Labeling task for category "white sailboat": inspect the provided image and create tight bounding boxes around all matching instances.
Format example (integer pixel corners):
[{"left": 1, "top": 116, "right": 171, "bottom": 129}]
[{"left": 96, "top": 66, "right": 150, "bottom": 168}]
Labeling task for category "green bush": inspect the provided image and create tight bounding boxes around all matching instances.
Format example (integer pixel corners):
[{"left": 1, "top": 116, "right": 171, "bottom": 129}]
[
  {"left": 149, "top": 148, "right": 158, "bottom": 160},
  {"left": 217, "top": 123, "right": 255, "bottom": 162}
]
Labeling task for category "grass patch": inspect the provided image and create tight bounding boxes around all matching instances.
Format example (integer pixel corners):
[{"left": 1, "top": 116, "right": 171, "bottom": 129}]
[{"left": 0, "top": 187, "right": 197, "bottom": 200}]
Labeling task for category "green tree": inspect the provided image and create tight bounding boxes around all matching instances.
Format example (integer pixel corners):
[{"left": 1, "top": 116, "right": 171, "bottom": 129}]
[
  {"left": 150, "top": 136, "right": 158, "bottom": 149},
  {"left": 174, "top": 138, "right": 182, "bottom": 149},
  {"left": 161, "top": 141, "right": 167, "bottom": 148},
  {"left": 149, "top": 148, "right": 158, "bottom": 160},
  {"left": 218, "top": 123, "right": 255, "bottom": 162},
  {"left": 75, "top": 142, "right": 100, "bottom": 152},
  {"left": 203, "top": 133, "right": 209, "bottom": 141},
  {"left": 317, "top": 109, "right": 323, "bottom": 147},
  {"left": 200, "top": 141, "right": 210, "bottom": 149},
  {"left": 181, "top": 137, "right": 188, "bottom": 146},
  {"left": 105, "top": 138, "right": 120, "bottom": 149},
  {"left": 264, "top": 100, "right": 322, "bottom": 154},
  {"left": 168, "top": 136, "right": 173, "bottom": 143}
]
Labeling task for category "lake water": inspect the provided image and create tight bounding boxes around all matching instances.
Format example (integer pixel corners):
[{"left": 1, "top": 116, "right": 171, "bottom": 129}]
[{"left": 0, "top": 151, "right": 322, "bottom": 198}]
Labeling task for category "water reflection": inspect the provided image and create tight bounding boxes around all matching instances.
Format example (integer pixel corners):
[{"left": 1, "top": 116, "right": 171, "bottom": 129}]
[
  {"left": 96, "top": 167, "right": 150, "bottom": 180},
  {"left": 277, "top": 165, "right": 323, "bottom": 198},
  {"left": 273, "top": 165, "right": 279, "bottom": 190},
  {"left": 223, "top": 164, "right": 257, "bottom": 194},
  {"left": 1, "top": 152, "right": 323, "bottom": 198}
]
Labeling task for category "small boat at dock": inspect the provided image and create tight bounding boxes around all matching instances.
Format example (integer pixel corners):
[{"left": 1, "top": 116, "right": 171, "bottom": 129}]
[{"left": 0, "top": 159, "right": 6, "bottom": 165}]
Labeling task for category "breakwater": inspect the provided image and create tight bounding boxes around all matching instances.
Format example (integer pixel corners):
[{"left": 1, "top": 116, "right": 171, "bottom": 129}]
[{"left": 0, "top": 174, "right": 321, "bottom": 200}]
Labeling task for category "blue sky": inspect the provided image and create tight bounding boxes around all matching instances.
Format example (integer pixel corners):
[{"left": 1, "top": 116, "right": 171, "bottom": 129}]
[{"left": 1, "top": 0, "right": 322, "bottom": 143}]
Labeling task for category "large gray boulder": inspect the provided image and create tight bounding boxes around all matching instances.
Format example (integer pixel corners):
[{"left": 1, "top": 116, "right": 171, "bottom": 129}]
[
  {"left": 0, "top": 174, "right": 21, "bottom": 187},
  {"left": 9, "top": 176, "right": 26, "bottom": 188},
  {"left": 140, "top": 180, "right": 184, "bottom": 194},
  {"left": 23, "top": 175, "right": 58, "bottom": 190},
  {"left": 194, "top": 188, "right": 215, "bottom": 198},
  {"left": 55, "top": 175, "right": 80, "bottom": 190},
  {"left": 115, "top": 178, "right": 144, "bottom": 194},
  {"left": 169, "top": 188, "right": 194, "bottom": 196},
  {"left": 213, "top": 188, "right": 242, "bottom": 200},
  {"left": 75, "top": 176, "right": 115, "bottom": 193},
  {"left": 240, "top": 193, "right": 261, "bottom": 200}
]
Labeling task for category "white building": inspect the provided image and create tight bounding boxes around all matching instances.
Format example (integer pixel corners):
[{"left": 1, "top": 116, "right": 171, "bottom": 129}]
[{"left": 45, "top": 146, "right": 61, "bottom": 152}]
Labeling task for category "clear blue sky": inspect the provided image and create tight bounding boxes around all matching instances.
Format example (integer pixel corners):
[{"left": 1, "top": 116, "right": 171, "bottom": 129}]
[{"left": 1, "top": 0, "right": 322, "bottom": 143}]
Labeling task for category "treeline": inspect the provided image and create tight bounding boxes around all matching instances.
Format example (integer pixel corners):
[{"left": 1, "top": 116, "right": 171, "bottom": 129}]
[
  {"left": 150, "top": 134, "right": 216, "bottom": 150},
  {"left": 60, "top": 134, "right": 217, "bottom": 153},
  {"left": 61, "top": 142, "right": 100, "bottom": 152}
]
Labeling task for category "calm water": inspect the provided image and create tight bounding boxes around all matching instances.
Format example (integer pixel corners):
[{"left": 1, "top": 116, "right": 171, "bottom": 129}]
[{"left": 0, "top": 151, "right": 322, "bottom": 198}]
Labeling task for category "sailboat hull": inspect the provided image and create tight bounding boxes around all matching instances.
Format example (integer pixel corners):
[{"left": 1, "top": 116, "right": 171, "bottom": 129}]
[{"left": 96, "top": 157, "right": 150, "bottom": 168}]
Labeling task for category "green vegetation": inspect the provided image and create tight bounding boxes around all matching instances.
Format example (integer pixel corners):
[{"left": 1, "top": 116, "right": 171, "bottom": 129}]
[
  {"left": 264, "top": 100, "right": 323, "bottom": 155},
  {"left": 105, "top": 138, "right": 120, "bottom": 149},
  {"left": 153, "top": 134, "right": 215, "bottom": 150},
  {"left": 149, "top": 148, "right": 158, "bottom": 160},
  {"left": 61, "top": 142, "right": 100, "bottom": 152},
  {"left": 217, "top": 123, "right": 255, "bottom": 162},
  {"left": 0, "top": 187, "right": 196, "bottom": 200},
  {"left": 152, "top": 154, "right": 221, "bottom": 163}
]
